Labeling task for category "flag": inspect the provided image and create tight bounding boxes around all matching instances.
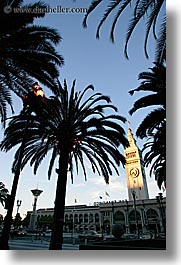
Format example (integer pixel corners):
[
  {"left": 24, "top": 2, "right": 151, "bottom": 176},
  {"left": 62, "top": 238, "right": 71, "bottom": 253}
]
[{"left": 105, "top": 191, "right": 110, "bottom": 197}]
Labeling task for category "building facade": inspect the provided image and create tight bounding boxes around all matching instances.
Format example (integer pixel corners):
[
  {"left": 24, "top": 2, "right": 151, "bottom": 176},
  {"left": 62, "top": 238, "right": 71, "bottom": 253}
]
[
  {"left": 35, "top": 197, "right": 165, "bottom": 236},
  {"left": 28, "top": 128, "right": 166, "bottom": 236}
]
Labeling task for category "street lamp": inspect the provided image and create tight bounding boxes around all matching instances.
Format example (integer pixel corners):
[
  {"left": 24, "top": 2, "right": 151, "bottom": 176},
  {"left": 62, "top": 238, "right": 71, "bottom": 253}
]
[
  {"left": 29, "top": 189, "right": 43, "bottom": 231},
  {"left": 16, "top": 200, "right": 22, "bottom": 215},
  {"left": 111, "top": 201, "right": 114, "bottom": 226},
  {"left": 32, "top": 82, "right": 46, "bottom": 101},
  {"left": 72, "top": 209, "right": 76, "bottom": 245},
  {"left": 156, "top": 193, "right": 166, "bottom": 235},
  {"left": 14, "top": 200, "right": 22, "bottom": 229},
  {"left": 125, "top": 199, "right": 130, "bottom": 234},
  {"left": 141, "top": 200, "right": 148, "bottom": 233},
  {"left": 132, "top": 190, "right": 139, "bottom": 237},
  {"left": 0, "top": 83, "right": 45, "bottom": 250}
]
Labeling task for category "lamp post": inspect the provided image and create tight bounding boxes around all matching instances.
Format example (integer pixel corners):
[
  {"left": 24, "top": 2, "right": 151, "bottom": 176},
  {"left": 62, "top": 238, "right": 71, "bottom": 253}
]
[
  {"left": 132, "top": 190, "right": 139, "bottom": 237},
  {"left": 29, "top": 189, "right": 43, "bottom": 231},
  {"left": 111, "top": 201, "right": 115, "bottom": 236},
  {"left": 125, "top": 199, "right": 130, "bottom": 234},
  {"left": 14, "top": 200, "right": 22, "bottom": 229},
  {"left": 16, "top": 200, "right": 22, "bottom": 215},
  {"left": 141, "top": 200, "right": 148, "bottom": 233},
  {"left": 0, "top": 83, "right": 45, "bottom": 250},
  {"left": 156, "top": 193, "right": 166, "bottom": 235},
  {"left": 72, "top": 208, "right": 76, "bottom": 245},
  {"left": 111, "top": 201, "right": 114, "bottom": 226}
]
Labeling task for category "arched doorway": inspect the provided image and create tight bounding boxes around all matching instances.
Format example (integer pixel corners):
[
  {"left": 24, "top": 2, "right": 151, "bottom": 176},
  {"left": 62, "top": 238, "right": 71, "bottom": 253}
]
[
  {"left": 129, "top": 210, "right": 142, "bottom": 234},
  {"left": 114, "top": 211, "right": 125, "bottom": 223},
  {"left": 114, "top": 211, "right": 126, "bottom": 232},
  {"left": 103, "top": 220, "right": 110, "bottom": 234},
  {"left": 84, "top": 214, "right": 88, "bottom": 223},
  {"left": 146, "top": 208, "right": 160, "bottom": 235}
]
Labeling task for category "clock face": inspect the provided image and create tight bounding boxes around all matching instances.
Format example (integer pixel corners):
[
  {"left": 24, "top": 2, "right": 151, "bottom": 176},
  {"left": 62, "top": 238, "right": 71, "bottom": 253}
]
[{"left": 129, "top": 167, "right": 139, "bottom": 178}]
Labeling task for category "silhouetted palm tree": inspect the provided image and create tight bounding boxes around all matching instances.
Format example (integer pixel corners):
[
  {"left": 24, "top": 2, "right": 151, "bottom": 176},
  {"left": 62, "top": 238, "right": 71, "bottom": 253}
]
[
  {"left": 143, "top": 120, "right": 166, "bottom": 189},
  {"left": 0, "top": 182, "right": 8, "bottom": 207},
  {"left": 83, "top": 0, "right": 166, "bottom": 62},
  {"left": 0, "top": 0, "right": 64, "bottom": 125},
  {"left": 0, "top": 80, "right": 128, "bottom": 249},
  {"left": 129, "top": 63, "right": 166, "bottom": 189},
  {"left": 129, "top": 63, "right": 166, "bottom": 133}
]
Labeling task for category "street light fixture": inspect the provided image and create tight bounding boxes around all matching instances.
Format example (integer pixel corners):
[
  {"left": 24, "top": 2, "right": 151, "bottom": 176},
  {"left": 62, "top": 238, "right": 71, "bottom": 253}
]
[
  {"left": 29, "top": 189, "right": 43, "bottom": 231},
  {"left": 16, "top": 200, "right": 22, "bottom": 215},
  {"left": 132, "top": 190, "right": 139, "bottom": 237},
  {"left": 156, "top": 193, "right": 166, "bottom": 235},
  {"left": 72, "top": 208, "right": 76, "bottom": 245},
  {"left": 32, "top": 82, "right": 45, "bottom": 99},
  {"left": 0, "top": 83, "right": 45, "bottom": 250}
]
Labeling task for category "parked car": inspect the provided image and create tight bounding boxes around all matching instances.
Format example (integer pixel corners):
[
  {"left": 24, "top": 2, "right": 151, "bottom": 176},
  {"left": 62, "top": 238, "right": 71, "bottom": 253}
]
[
  {"left": 122, "top": 233, "right": 143, "bottom": 240},
  {"left": 156, "top": 233, "right": 166, "bottom": 239},
  {"left": 11, "top": 228, "right": 27, "bottom": 237},
  {"left": 45, "top": 229, "right": 52, "bottom": 236},
  {"left": 78, "top": 230, "right": 103, "bottom": 241}
]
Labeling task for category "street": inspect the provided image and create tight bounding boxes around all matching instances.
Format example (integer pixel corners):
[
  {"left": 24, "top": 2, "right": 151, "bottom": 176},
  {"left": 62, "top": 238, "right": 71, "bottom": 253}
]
[{"left": 9, "top": 239, "right": 79, "bottom": 250}]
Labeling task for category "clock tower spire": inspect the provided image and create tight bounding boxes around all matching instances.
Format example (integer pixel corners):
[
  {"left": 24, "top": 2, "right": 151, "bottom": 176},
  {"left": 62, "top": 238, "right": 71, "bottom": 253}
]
[{"left": 124, "top": 128, "right": 149, "bottom": 201}]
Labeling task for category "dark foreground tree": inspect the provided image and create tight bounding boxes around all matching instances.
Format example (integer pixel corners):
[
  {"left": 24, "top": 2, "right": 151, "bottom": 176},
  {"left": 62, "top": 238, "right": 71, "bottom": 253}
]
[
  {"left": 0, "top": 0, "right": 64, "bottom": 125},
  {"left": 129, "top": 63, "right": 166, "bottom": 189},
  {"left": 0, "top": 80, "right": 128, "bottom": 249},
  {"left": 83, "top": 0, "right": 166, "bottom": 62},
  {"left": 0, "top": 182, "right": 8, "bottom": 207},
  {"left": 142, "top": 120, "right": 166, "bottom": 189}
]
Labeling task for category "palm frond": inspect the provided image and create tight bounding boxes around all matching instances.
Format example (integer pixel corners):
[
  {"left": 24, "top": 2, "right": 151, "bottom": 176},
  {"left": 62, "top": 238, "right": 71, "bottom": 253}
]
[
  {"left": 0, "top": 80, "right": 127, "bottom": 187},
  {"left": 155, "top": 17, "right": 166, "bottom": 63},
  {"left": 83, "top": 0, "right": 166, "bottom": 59},
  {"left": 96, "top": 0, "right": 122, "bottom": 40},
  {"left": 82, "top": 0, "right": 103, "bottom": 28}
]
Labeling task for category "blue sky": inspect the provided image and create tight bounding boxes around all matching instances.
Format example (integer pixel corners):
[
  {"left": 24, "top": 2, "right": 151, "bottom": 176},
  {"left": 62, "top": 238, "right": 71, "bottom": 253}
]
[{"left": 0, "top": 0, "right": 165, "bottom": 217}]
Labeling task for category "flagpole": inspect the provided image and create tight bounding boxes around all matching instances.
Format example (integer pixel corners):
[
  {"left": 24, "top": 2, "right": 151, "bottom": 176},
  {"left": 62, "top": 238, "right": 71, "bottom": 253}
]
[{"left": 105, "top": 190, "right": 110, "bottom": 201}]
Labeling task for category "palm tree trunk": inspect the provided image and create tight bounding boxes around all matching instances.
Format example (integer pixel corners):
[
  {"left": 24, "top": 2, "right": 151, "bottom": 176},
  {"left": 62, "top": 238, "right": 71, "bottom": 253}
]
[
  {"left": 49, "top": 151, "right": 69, "bottom": 250},
  {"left": 0, "top": 116, "right": 30, "bottom": 250}
]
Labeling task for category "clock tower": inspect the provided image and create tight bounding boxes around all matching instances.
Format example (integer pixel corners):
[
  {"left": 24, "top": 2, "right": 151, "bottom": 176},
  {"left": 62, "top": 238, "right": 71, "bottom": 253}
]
[{"left": 124, "top": 128, "right": 149, "bottom": 201}]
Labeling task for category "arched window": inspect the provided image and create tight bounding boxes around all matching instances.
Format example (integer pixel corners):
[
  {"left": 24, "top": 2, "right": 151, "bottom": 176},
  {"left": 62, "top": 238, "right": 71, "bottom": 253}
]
[
  {"left": 79, "top": 214, "right": 83, "bottom": 223},
  {"left": 74, "top": 214, "right": 78, "bottom": 223},
  {"left": 114, "top": 211, "right": 125, "bottom": 223},
  {"left": 89, "top": 213, "right": 94, "bottom": 223},
  {"left": 65, "top": 214, "right": 68, "bottom": 222},
  {"left": 129, "top": 210, "right": 141, "bottom": 221},
  {"left": 84, "top": 214, "right": 88, "bottom": 223},
  {"left": 69, "top": 214, "right": 73, "bottom": 221},
  {"left": 95, "top": 213, "right": 99, "bottom": 222},
  {"left": 146, "top": 209, "right": 159, "bottom": 220}
]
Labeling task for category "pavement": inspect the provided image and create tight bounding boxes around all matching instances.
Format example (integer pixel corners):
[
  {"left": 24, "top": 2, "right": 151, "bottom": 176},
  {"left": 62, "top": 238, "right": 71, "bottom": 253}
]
[{"left": 9, "top": 239, "right": 79, "bottom": 250}]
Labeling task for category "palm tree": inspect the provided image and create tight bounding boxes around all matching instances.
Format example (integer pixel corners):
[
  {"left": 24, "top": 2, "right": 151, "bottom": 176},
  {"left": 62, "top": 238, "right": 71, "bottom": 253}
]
[
  {"left": 129, "top": 63, "right": 166, "bottom": 131},
  {"left": 83, "top": 0, "right": 166, "bottom": 62},
  {"left": 0, "top": 80, "right": 129, "bottom": 249},
  {"left": 129, "top": 63, "right": 166, "bottom": 189},
  {"left": 143, "top": 120, "right": 166, "bottom": 189},
  {"left": 0, "top": 182, "right": 8, "bottom": 207},
  {"left": 0, "top": 0, "right": 64, "bottom": 126}
]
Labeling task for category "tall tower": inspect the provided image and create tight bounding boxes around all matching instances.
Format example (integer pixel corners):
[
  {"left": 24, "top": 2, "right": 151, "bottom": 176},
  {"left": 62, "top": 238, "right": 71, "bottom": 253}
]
[{"left": 124, "top": 128, "right": 149, "bottom": 201}]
